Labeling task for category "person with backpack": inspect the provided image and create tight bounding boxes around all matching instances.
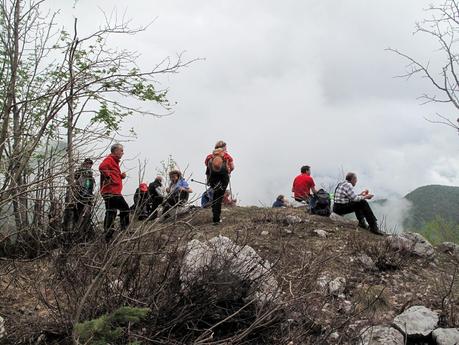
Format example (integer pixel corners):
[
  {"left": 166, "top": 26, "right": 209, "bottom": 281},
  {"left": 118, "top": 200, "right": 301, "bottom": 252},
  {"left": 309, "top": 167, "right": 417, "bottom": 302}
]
[
  {"left": 333, "top": 172, "right": 383, "bottom": 235},
  {"left": 99, "top": 143, "right": 130, "bottom": 241},
  {"left": 292, "top": 165, "right": 318, "bottom": 204},
  {"left": 162, "top": 170, "right": 192, "bottom": 218},
  {"left": 205, "top": 140, "right": 234, "bottom": 225},
  {"left": 74, "top": 158, "right": 95, "bottom": 226},
  {"left": 148, "top": 176, "right": 165, "bottom": 220},
  {"left": 132, "top": 182, "right": 150, "bottom": 220}
]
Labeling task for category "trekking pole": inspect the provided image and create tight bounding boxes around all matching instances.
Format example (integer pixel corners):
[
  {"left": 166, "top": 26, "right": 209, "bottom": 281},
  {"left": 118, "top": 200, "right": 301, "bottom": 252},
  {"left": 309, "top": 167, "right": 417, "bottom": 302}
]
[{"left": 190, "top": 178, "right": 207, "bottom": 185}]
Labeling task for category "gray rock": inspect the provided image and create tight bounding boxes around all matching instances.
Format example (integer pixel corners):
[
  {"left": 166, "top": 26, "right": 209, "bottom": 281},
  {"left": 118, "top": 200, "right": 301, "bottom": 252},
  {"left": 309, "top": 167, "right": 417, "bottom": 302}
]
[
  {"left": 313, "top": 229, "right": 328, "bottom": 238},
  {"left": 261, "top": 230, "right": 269, "bottom": 236},
  {"left": 432, "top": 328, "right": 459, "bottom": 345},
  {"left": 360, "top": 326, "right": 404, "bottom": 345},
  {"left": 357, "top": 254, "right": 377, "bottom": 271},
  {"left": 387, "top": 232, "right": 435, "bottom": 258},
  {"left": 393, "top": 305, "right": 439, "bottom": 337},
  {"left": 181, "top": 236, "right": 280, "bottom": 307},
  {"left": 439, "top": 242, "right": 459, "bottom": 261},
  {"left": 0, "top": 316, "right": 4, "bottom": 339},
  {"left": 330, "top": 212, "right": 358, "bottom": 226},
  {"left": 286, "top": 215, "right": 302, "bottom": 225},
  {"left": 328, "top": 277, "right": 346, "bottom": 296}
]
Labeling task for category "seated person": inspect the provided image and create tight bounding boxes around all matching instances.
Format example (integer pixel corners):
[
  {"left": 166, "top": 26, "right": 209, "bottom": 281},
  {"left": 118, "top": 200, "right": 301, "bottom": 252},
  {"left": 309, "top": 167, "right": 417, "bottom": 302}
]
[
  {"left": 148, "top": 176, "right": 165, "bottom": 219},
  {"left": 272, "top": 194, "right": 289, "bottom": 208},
  {"left": 222, "top": 190, "right": 237, "bottom": 207},
  {"left": 163, "top": 170, "right": 192, "bottom": 217},
  {"left": 292, "top": 165, "right": 317, "bottom": 203},
  {"left": 132, "top": 183, "right": 150, "bottom": 220},
  {"left": 201, "top": 188, "right": 214, "bottom": 208},
  {"left": 333, "top": 172, "right": 383, "bottom": 235}
]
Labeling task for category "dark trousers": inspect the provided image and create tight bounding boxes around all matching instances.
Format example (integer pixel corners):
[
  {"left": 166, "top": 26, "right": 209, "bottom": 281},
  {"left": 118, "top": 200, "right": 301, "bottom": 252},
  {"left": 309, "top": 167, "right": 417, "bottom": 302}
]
[
  {"left": 103, "top": 194, "right": 130, "bottom": 233},
  {"left": 162, "top": 191, "right": 189, "bottom": 217},
  {"left": 333, "top": 200, "right": 377, "bottom": 227},
  {"left": 208, "top": 174, "right": 229, "bottom": 223},
  {"left": 149, "top": 196, "right": 164, "bottom": 219}
]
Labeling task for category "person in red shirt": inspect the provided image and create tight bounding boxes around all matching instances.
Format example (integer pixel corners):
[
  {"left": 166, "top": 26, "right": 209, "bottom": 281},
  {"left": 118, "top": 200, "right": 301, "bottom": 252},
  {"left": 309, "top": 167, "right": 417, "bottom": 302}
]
[
  {"left": 99, "top": 143, "right": 129, "bottom": 241},
  {"left": 292, "top": 165, "right": 317, "bottom": 203},
  {"left": 204, "top": 140, "right": 234, "bottom": 225}
]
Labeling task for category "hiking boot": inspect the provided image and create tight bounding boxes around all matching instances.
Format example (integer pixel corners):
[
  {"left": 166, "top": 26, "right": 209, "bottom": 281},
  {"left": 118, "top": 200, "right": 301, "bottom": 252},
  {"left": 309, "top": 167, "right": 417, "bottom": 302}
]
[
  {"left": 369, "top": 225, "right": 385, "bottom": 236},
  {"left": 213, "top": 219, "right": 222, "bottom": 226}
]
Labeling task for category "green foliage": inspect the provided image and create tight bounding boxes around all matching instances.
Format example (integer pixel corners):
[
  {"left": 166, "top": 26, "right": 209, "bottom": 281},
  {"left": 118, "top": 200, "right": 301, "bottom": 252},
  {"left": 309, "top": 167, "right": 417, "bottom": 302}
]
[
  {"left": 74, "top": 306, "right": 150, "bottom": 344},
  {"left": 404, "top": 185, "right": 459, "bottom": 229},
  {"left": 415, "top": 216, "right": 459, "bottom": 245}
]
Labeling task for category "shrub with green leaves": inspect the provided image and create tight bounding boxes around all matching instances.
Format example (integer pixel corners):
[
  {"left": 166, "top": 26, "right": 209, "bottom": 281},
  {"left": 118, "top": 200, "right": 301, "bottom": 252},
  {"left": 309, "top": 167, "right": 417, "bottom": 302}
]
[{"left": 74, "top": 306, "right": 150, "bottom": 345}]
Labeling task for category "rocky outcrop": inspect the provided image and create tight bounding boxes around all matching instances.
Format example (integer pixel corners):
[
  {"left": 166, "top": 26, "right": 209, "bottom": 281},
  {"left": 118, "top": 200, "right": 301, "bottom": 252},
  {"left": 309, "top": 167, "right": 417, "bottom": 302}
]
[
  {"left": 438, "top": 242, "right": 459, "bottom": 261},
  {"left": 432, "top": 328, "right": 459, "bottom": 345},
  {"left": 360, "top": 325, "right": 404, "bottom": 345},
  {"left": 180, "top": 235, "right": 280, "bottom": 307},
  {"left": 330, "top": 212, "right": 358, "bottom": 226},
  {"left": 387, "top": 232, "right": 435, "bottom": 258},
  {"left": 393, "top": 305, "right": 438, "bottom": 337}
]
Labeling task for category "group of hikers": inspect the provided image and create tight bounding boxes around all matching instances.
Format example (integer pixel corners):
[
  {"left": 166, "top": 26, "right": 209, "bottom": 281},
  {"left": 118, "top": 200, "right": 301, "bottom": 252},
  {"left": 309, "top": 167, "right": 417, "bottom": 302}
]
[
  {"left": 72, "top": 140, "right": 383, "bottom": 242},
  {"left": 72, "top": 140, "right": 236, "bottom": 241},
  {"left": 272, "top": 165, "right": 383, "bottom": 235}
]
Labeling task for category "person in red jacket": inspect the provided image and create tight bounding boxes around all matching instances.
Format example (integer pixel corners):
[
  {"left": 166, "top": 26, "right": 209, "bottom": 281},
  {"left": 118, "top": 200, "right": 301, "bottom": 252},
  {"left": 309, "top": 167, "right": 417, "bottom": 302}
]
[
  {"left": 292, "top": 165, "right": 317, "bottom": 203},
  {"left": 99, "top": 143, "right": 129, "bottom": 240},
  {"left": 205, "top": 140, "right": 234, "bottom": 225}
]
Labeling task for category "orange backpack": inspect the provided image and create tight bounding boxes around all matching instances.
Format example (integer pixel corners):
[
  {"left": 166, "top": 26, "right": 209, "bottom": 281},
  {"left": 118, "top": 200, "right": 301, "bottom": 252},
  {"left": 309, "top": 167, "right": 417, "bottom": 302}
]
[{"left": 208, "top": 148, "right": 227, "bottom": 174}]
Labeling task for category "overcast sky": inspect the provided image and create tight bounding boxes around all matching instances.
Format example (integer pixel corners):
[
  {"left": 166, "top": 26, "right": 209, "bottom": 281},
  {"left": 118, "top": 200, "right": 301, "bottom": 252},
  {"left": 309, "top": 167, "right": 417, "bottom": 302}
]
[{"left": 49, "top": 0, "right": 459, "bottom": 209}]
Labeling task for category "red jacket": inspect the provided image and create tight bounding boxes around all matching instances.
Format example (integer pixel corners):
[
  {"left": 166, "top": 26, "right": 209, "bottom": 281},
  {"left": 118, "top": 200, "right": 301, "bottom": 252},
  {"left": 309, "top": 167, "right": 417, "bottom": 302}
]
[
  {"left": 99, "top": 154, "right": 123, "bottom": 195},
  {"left": 205, "top": 152, "right": 234, "bottom": 172}
]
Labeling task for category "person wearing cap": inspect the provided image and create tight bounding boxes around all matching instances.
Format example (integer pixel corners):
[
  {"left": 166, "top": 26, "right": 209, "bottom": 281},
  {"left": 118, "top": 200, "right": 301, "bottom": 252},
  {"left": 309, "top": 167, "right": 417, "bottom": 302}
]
[
  {"left": 99, "top": 143, "right": 129, "bottom": 240},
  {"left": 132, "top": 182, "right": 150, "bottom": 220},
  {"left": 74, "top": 158, "right": 96, "bottom": 226}
]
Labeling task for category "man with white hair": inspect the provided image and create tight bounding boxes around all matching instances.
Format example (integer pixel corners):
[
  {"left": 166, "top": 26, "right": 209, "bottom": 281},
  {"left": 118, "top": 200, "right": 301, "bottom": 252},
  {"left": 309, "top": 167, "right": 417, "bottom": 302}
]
[{"left": 99, "top": 143, "right": 129, "bottom": 241}]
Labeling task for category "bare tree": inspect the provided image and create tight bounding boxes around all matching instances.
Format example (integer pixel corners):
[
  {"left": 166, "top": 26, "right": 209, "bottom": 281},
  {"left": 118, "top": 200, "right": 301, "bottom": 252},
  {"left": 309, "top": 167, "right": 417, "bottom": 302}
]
[
  {"left": 388, "top": 0, "right": 459, "bottom": 133},
  {"left": 0, "top": 0, "right": 195, "bottom": 245}
]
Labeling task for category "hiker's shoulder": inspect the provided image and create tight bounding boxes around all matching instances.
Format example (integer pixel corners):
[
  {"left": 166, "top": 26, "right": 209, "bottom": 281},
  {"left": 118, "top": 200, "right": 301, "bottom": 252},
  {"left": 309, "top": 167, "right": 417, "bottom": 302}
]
[{"left": 223, "top": 152, "right": 233, "bottom": 161}]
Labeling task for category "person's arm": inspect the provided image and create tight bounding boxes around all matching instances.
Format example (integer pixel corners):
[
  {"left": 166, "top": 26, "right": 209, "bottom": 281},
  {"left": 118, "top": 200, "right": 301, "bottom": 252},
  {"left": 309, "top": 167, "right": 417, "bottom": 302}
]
[
  {"left": 344, "top": 183, "right": 364, "bottom": 202},
  {"left": 99, "top": 159, "right": 115, "bottom": 184}
]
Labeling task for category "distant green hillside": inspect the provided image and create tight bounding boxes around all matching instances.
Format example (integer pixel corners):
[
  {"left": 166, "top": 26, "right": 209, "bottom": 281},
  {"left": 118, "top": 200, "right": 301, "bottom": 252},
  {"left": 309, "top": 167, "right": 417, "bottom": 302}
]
[{"left": 403, "top": 184, "right": 459, "bottom": 229}]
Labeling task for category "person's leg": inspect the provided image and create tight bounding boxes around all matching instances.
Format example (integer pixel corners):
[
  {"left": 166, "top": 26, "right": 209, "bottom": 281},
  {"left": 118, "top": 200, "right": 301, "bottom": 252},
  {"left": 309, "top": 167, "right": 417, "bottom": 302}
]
[
  {"left": 150, "top": 196, "right": 163, "bottom": 219},
  {"left": 334, "top": 202, "right": 367, "bottom": 227},
  {"left": 116, "top": 195, "right": 130, "bottom": 230},
  {"left": 103, "top": 195, "right": 117, "bottom": 241},
  {"left": 162, "top": 193, "right": 179, "bottom": 219},
  {"left": 210, "top": 175, "right": 229, "bottom": 224},
  {"left": 357, "top": 200, "right": 378, "bottom": 231}
]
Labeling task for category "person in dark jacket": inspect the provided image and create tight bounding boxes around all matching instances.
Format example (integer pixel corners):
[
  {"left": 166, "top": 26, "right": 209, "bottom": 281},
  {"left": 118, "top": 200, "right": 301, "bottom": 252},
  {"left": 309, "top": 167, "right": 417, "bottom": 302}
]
[
  {"left": 272, "top": 195, "right": 288, "bottom": 208},
  {"left": 99, "top": 143, "right": 129, "bottom": 241},
  {"left": 132, "top": 183, "right": 150, "bottom": 220},
  {"left": 74, "top": 158, "right": 95, "bottom": 224},
  {"left": 148, "top": 176, "right": 164, "bottom": 219}
]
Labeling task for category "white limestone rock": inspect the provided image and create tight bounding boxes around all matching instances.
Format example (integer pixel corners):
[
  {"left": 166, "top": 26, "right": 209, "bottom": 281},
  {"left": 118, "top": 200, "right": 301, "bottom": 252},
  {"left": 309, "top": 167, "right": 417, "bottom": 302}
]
[{"left": 393, "top": 305, "right": 439, "bottom": 337}]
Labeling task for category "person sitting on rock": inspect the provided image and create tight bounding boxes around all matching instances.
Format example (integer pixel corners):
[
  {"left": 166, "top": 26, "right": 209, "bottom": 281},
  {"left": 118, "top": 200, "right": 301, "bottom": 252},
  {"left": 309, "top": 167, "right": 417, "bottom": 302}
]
[
  {"left": 292, "top": 165, "right": 318, "bottom": 204},
  {"left": 162, "top": 170, "right": 192, "bottom": 218},
  {"left": 132, "top": 182, "right": 150, "bottom": 220},
  {"left": 272, "top": 195, "right": 289, "bottom": 208},
  {"left": 333, "top": 172, "right": 383, "bottom": 235},
  {"left": 148, "top": 176, "right": 165, "bottom": 220}
]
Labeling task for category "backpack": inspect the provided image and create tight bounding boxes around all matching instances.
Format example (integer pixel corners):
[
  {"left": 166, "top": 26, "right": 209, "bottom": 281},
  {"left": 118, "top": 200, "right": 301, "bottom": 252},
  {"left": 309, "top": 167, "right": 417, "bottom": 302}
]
[
  {"left": 76, "top": 169, "right": 94, "bottom": 197},
  {"left": 208, "top": 149, "right": 228, "bottom": 174},
  {"left": 310, "top": 189, "right": 331, "bottom": 217}
]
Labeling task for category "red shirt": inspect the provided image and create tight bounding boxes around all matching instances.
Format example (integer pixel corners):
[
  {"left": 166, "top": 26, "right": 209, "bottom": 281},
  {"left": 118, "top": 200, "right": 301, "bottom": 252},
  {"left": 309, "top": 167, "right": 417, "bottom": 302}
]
[
  {"left": 99, "top": 154, "right": 123, "bottom": 195},
  {"left": 205, "top": 152, "right": 234, "bottom": 172},
  {"left": 292, "top": 173, "right": 315, "bottom": 200}
]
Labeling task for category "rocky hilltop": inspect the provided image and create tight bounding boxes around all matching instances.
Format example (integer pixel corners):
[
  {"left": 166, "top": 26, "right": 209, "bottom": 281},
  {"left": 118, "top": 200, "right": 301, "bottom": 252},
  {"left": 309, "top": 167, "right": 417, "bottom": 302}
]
[{"left": 0, "top": 206, "right": 458, "bottom": 344}]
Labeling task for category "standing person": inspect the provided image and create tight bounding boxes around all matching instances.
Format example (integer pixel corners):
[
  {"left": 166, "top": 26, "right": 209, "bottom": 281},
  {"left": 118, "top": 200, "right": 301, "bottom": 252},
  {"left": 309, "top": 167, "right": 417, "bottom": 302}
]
[
  {"left": 148, "top": 176, "right": 165, "bottom": 219},
  {"left": 292, "top": 165, "right": 318, "bottom": 204},
  {"left": 99, "top": 143, "right": 129, "bottom": 241},
  {"left": 333, "top": 172, "right": 382, "bottom": 235},
  {"left": 162, "top": 170, "right": 192, "bottom": 218},
  {"left": 205, "top": 140, "right": 234, "bottom": 225},
  {"left": 74, "top": 158, "right": 95, "bottom": 225}
]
